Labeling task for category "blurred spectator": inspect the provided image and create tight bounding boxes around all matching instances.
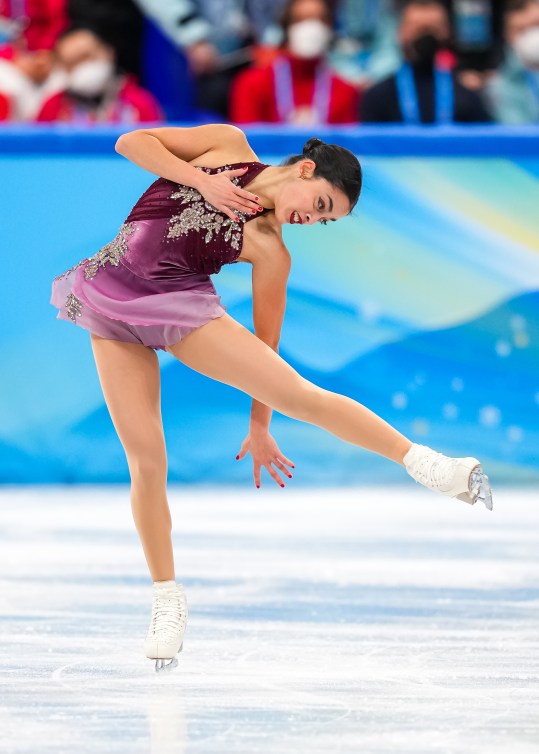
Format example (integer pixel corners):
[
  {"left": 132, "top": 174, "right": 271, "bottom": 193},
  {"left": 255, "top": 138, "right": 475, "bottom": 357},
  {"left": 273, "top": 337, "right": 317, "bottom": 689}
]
[
  {"left": 360, "top": 0, "right": 491, "bottom": 122},
  {"left": 329, "top": 0, "right": 401, "bottom": 87},
  {"left": 37, "top": 27, "right": 162, "bottom": 123},
  {"left": 0, "top": 0, "right": 68, "bottom": 120},
  {"left": 133, "top": 0, "right": 290, "bottom": 119},
  {"left": 485, "top": 0, "right": 539, "bottom": 123},
  {"left": 0, "top": 37, "right": 67, "bottom": 120},
  {"left": 448, "top": 0, "right": 503, "bottom": 93},
  {"left": 229, "top": 0, "right": 360, "bottom": 123},
  {"left": 450, "top": 0, "right": 503, "bottom": 73},
  {"left": 67, "top": 0, "right": 144, "bottom": 80},
  {"left": 0, "top": 0, "right": 67, "bottom": 52}
]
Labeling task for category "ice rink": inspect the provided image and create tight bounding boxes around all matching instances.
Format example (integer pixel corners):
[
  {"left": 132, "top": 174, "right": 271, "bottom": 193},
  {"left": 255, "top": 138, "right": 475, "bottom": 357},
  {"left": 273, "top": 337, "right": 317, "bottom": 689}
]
[{"left": 1, "top": 485, "right": 538, "bottom": 754}]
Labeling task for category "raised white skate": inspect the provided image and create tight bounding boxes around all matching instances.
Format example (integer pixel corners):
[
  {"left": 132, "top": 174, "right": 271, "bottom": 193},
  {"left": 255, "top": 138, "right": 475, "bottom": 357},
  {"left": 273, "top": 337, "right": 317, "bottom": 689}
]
[
  {"left": 144, "top": 581, "right": 188, "bottom": 672},
  {"left": 403, "top": 443, "right": 493, "bottom": 510}
]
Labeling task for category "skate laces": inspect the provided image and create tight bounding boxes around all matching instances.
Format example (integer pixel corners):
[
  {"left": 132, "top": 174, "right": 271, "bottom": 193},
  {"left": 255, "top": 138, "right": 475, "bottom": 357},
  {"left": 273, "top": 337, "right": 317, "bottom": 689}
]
[
  {"left": 407, "top": 447, "right": 457, "bottom": 489},
  {"left": 150, "top": 589, "right": 186, "bottom": 641}
]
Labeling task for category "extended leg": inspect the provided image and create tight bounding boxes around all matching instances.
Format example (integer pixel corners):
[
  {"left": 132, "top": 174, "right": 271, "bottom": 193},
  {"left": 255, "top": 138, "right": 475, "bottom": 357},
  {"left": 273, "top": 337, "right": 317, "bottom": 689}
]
[
  {"left": 167, "top": 315, "right": 492, "bottom": 508},
  {"left": 166, "top": 314, "right": 412, "bottom": 465}
]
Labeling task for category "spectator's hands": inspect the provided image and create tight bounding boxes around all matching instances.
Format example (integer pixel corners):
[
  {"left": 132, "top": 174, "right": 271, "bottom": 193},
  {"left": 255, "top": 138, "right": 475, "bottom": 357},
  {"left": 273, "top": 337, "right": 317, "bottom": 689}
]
[
  {"left": 236, "top": 432, "right": 295, "bottom": 488},
  {"left": 186, "top": 41, "right": 219, "bottom": 75},
  {"left": 457, "top": 69, "right": 494, "bottom": 91},
  {"left": 197, "top": 166, "right": 264, "bottom": 221},
  {"left": 290, "top": 105, "right": 317, "bottom": 124}
]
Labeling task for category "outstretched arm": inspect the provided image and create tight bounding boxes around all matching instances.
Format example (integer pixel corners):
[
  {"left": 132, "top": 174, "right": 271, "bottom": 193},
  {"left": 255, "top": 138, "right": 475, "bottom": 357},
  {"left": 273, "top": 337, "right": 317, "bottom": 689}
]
[
  {"left": 249, "top": 245, "right": 292, "bottom": 433},
  {"left": 235, "top": 244, "right": 295, "bottom": 487}
]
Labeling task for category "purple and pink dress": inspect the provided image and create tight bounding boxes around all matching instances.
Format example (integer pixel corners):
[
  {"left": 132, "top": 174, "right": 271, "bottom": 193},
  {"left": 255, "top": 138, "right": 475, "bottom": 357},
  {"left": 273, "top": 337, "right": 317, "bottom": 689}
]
[{"left": 50, "top": 161, "right": 271, "bottom": 351}]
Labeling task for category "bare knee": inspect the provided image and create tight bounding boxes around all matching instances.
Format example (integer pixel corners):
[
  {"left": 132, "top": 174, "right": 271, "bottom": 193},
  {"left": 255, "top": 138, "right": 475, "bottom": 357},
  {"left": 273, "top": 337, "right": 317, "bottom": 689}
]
[{"left": 127, "top": 453, "right": 167, "bottom": 484}]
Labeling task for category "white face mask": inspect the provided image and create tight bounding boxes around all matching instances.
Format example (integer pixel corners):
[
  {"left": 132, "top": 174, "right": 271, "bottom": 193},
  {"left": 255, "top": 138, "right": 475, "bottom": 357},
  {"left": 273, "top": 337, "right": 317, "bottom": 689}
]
[
  {"left": 288, "top": 19, "right": 332, "bottom": 59},
  {"left": 68, "top": 59, "right": 115, "bottom": 97},
  {"left": 513, "top": 25, "right": 539, "bottom": 70}
]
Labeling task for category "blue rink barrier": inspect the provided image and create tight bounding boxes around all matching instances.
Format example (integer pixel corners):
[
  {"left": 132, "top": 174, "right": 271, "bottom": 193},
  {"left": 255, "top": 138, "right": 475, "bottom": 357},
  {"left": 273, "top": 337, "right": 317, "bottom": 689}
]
[
  {"left": 1, "top": 124, "right": 539, "bottom": 156},
  {"left": 1, "top": 126, "right": 538, "bottom": 485}
]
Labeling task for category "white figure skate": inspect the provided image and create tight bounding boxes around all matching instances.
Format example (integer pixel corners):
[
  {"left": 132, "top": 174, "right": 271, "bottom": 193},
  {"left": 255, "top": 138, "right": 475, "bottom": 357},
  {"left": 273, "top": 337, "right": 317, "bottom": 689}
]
[
  {"left": 144, "top": 580, "right": 188, "bottom": 672},
  {"left": 403, "top": 443, "right": 493, "bottom": 510}
]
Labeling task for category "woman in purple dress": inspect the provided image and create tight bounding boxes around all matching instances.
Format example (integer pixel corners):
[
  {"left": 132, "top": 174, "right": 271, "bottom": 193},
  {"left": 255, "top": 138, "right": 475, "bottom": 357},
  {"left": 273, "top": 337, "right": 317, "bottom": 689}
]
[{"left": 50, "top": 124, "right": 493, "bottom": 672}]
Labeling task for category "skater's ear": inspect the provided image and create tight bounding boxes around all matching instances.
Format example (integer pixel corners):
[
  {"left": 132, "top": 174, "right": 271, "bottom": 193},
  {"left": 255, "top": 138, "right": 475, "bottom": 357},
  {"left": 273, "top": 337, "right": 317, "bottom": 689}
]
[{"left": 281, "top": 140, "right": 362, "bottom": 212}]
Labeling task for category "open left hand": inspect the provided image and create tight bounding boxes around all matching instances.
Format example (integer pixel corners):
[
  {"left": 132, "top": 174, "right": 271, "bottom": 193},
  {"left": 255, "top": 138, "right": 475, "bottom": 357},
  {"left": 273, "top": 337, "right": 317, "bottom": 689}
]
[{"left": 236, "top": 432, "right": 295, "bottom": 488}]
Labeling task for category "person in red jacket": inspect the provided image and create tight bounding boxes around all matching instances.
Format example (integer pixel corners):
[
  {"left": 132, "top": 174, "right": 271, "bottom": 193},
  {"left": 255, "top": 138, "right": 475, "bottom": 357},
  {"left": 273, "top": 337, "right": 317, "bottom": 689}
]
[
  {"left": 0, "top": 35, "right": 68, "bottom": 120},
  {"left": 230, "top": 0, "right": 360, "bottom": 124},
  {"left": 37, "top": 26, "right": 163, "bottom": 124},
  {"left": 0, "top": 0, "right": 68, "bottom": 120},
  {"left": 0, "top": 90, "right": 8, "bottom": 118},
  {"left": 0, "top": 0, "right": 68, "bottom": 52}
]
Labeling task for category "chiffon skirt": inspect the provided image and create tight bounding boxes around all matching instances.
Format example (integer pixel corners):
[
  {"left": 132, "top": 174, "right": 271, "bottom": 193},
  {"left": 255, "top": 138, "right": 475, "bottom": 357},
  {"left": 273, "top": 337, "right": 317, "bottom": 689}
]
[{"left": 50, "top": 258, "right": 227, "bottom": 352}]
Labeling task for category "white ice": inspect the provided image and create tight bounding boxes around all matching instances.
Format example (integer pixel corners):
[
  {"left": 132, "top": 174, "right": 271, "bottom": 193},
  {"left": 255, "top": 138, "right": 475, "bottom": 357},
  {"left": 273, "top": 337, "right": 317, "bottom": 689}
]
[{"left": 1, "top": 486, "right": 538, "bottom": 753}]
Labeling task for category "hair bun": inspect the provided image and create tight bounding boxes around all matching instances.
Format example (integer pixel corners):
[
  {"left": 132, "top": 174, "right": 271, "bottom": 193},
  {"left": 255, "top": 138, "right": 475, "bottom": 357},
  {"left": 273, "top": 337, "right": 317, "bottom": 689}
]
[{"left": 302, "top": 137, "right": 325, "bottom": 156}]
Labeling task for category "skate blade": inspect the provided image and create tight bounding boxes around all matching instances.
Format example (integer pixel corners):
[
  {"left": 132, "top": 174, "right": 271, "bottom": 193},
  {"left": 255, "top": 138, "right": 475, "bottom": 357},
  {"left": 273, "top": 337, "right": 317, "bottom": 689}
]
[
  {"left": 456, "top": 466, "right": 493, "bottom": 511},
  {"left": 155, "top": 657, "right": 178, "bottom": 672},
  {"left": 154, "top": 642, "right": 183, "bottom": 673}
]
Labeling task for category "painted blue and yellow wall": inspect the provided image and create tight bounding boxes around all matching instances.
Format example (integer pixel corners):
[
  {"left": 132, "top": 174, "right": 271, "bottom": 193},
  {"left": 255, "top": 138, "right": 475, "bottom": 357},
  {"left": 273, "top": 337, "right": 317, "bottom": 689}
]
[{"left": 1, "top": 126, "right": 538, "bottom": 485}]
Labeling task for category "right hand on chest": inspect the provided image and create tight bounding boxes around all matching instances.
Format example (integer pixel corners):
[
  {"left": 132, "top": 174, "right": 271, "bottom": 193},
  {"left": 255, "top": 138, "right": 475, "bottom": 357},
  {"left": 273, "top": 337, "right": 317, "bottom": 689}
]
[{"left": 197, "top": 166, "right": 263, "bottom": 221}]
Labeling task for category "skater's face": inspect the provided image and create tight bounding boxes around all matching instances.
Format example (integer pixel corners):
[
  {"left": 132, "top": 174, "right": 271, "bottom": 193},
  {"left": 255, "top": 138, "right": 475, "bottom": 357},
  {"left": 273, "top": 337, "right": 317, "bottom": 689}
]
[{"left": 277, "top": 160, "right": 351, "bottom": 226}]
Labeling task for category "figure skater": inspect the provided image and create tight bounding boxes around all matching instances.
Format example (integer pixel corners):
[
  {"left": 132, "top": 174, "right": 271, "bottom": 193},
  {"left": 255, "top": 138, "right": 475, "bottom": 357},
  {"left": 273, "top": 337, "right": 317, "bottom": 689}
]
[{"left": 50, "top": 124, "right": 493, "bottom": 672}]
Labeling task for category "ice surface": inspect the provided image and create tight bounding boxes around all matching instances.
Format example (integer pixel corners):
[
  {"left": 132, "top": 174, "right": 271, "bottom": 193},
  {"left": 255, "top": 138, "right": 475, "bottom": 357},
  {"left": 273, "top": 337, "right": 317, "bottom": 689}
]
[{"left": 1, "top": 486, "right": 538, "bottom": 753}]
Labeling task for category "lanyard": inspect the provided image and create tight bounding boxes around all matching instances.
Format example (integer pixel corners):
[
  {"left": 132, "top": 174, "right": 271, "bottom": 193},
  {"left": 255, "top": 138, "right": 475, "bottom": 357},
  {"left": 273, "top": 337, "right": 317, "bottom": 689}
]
[
  {"left": 395, "top": 62, "right": 454, "bottom": 124},
  {"left": 272, "top": 56, "right": 332, "bottom": 123},
  {"left": 526, "top": 71, "right": 539, "bottom": 122},
  {"left": 5, "top": 0, "right": 26, "bottom": 18}
]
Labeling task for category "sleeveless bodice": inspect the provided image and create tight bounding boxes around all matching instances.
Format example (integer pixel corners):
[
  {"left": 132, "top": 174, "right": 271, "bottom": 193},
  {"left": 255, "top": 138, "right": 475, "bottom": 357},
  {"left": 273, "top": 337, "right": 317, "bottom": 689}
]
[{"left": 118, "top": 161, "right": 272, "bottom": 280}]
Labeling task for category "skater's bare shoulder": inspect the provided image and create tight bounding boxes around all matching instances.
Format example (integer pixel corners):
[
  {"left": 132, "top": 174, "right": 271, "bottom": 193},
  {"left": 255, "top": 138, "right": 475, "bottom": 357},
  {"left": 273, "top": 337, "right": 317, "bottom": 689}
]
[
  {"left": 239, "top": 208, "right": 288, "bottom": 267},
  {"left": 116, "top": 124, "right": 257, "bottom": 168}
]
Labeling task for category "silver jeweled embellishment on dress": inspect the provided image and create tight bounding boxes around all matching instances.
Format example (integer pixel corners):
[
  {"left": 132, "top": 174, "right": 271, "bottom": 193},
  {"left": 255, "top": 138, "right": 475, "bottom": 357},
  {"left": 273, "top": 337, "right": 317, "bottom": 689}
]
[
  {"left": 167, "top": 173, "right": 246, "bottom": 251},
  {"left": 83, "top": 222, "right": 136, "bottom": 280},
  {"left": 52, "top": 222, "right": 136, "bottom": 283},
  {"left": 65, "top": 292, "right": 82, "bottom": 321},
  {"left": 170, "top": 186, "right": 201, "bottom": 203}
]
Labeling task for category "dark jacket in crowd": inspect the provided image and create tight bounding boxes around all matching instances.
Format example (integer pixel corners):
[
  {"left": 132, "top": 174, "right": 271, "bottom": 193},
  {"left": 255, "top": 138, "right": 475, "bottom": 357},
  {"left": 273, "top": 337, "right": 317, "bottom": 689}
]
[{"left": 360, "top": 64, "right": 492, "bottom": 123}]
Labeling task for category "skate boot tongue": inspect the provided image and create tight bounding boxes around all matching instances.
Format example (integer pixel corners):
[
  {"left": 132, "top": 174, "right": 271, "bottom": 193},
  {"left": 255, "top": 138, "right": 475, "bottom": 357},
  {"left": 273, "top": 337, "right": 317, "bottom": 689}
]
[
  {"left": 406, "top": 446, "right": 458, "bottom": 489},
  {"left": 145, "top": 582, "right": 188, "bottom": 672}
]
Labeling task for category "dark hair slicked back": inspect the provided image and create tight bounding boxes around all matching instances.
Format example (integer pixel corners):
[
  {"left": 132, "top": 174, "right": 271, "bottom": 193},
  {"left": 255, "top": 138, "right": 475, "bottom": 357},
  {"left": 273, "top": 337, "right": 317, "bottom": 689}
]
[{"left": 282, "top": 138, "right": 362, "bottom": 212}]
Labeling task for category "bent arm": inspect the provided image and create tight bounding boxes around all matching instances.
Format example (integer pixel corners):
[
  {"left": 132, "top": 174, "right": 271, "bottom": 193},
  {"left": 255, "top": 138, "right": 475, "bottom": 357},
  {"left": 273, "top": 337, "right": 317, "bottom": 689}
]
[
  {"left": 114, "top": 123, "right": 248, "bottom": 186},
  {"left": 249, "top": 247, "right": 292, "bottom": 434}
]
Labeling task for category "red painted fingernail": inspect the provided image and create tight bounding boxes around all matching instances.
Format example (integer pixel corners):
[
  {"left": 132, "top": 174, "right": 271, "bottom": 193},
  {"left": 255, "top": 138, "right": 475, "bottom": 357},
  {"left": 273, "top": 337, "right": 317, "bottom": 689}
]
[
  {"left": 288, "top": 474, "right": 292, "bottom": 478},
  {"left": 234, "top": 216, "right": 239, "bottom": 221},
  {"left": 291, "top": 464, "right": 295, "bottom": 468},
  {"left": 280, "top": 484, "right": 285, "bottom": 488},
  {"left": 256, "top": 484, "right": 260, "bottom": 488},
  {"left": 255, "top": 196, "right": 259, "bottom": 200},
  {"left": 235, "top": 455, "right": 239, "bottom": 460},
  {"left": 258, "top": 206, "right": 263, "bottom": 211}
]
